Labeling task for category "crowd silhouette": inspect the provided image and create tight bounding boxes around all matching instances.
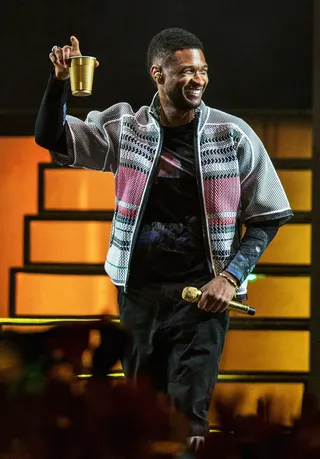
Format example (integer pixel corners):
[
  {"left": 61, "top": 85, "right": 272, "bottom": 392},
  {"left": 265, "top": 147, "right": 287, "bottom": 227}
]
[{"left": 1, "top": 319, "right": 319, "bottom": 459}]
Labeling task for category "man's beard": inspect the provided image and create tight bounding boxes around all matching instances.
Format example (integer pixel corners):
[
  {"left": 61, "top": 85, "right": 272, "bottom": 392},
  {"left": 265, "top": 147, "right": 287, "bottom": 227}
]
[{"left": 167, "top": 87, "right": 202, "bottom": 110}]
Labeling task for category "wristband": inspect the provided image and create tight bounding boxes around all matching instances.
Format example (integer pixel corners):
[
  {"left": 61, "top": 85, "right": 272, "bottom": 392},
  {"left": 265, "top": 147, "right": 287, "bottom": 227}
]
[{"left": 219, "top": 272, "right": 238, "bottom": 289}]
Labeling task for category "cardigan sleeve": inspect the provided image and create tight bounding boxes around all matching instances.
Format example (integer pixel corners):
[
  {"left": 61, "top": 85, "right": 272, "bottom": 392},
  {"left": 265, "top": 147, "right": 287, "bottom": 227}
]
[
  {"left": 237, "top": 128, "right": 293, "bottom": 226},
  {"left": 35, "top": 73, "right": 119, "bottom": 173}
]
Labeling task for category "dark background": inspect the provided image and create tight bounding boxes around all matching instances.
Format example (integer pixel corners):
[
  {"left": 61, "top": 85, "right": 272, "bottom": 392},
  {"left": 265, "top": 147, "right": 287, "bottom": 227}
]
[{"left": 2, "top": 0, "right": 313, "bottom": 123}]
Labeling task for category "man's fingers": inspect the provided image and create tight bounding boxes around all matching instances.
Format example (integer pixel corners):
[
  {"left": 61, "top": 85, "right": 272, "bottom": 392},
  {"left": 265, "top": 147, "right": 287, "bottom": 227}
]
[
  {"left": 197, "top": 291, "right": 207, "bottom": 310},
  {"left": 204, "top": 301, "right": 219, "bottom": 313},
  {"left": 198, "top": 292, "right": 217, "bottom": 312},
  {"left": 54, "top": 47, "right": 64, "bottom": 65},
  {"left": 62, "top": 45, "right": 71, "bottom": 67},
  {"left": 65, "top": 48, "right": 70, "bottom": 65},
  {"left": 219, "top": 303, "right": 229, "bottom": 313},
  {"left": 209, "top": 301, "right": 228, "bottom": 313},
  {"left": 49, "top": 52, "right": 64, "bottom": 69},
  {"left": 198, "top": 295, "right": 228, "bottom": 313},
  {"left": 70, "top": 35, "right": 81, "bottom": 54},
  {"left": 51, "top": 46, "right": 72, "bottom": 68}
]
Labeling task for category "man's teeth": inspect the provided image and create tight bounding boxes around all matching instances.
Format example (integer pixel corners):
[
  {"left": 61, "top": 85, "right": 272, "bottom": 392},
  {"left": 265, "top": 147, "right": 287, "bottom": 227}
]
[{"left": 186, "top": 89, "right": 202, "bottom": 94}]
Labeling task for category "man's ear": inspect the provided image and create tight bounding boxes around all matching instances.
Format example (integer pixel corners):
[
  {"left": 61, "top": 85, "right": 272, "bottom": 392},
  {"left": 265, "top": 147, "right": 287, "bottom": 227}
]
[{"left": 150, "top": 65, "right": 164, "bottom": 84}]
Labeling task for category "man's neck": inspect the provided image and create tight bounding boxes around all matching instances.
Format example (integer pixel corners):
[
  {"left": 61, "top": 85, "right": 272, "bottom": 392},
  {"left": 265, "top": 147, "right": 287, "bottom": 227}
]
[{"left": 159, "top": 103, "right": 195, "bottom": 127}]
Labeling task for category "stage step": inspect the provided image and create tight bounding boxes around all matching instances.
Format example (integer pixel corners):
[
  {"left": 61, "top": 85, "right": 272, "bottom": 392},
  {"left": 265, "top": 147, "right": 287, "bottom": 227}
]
[
  {"left": 24, "top": 214, "right": 311, "bottom": 266},
  {"left": 258, "top": 223, "right": 310, "bottom": 265},
  {"left": 239, "top": 275, "right": 310, "bottom": 318},
  {"left": 11, "top": 268, "right": 118, "bottom": 317},
  {"left": 40, "top": 166, "right": 115, "bottom": 212},
  {"left": 10, "top": 266, "right": 309, "bottom": 319},
  {"left": 39, "top": 164, "right": 311, "bottom": 212},
  {"left": 26, "top": 216, "right": 112, "bottom": 264},
  {"left": 277, "top": 170, "right": 311, "bottom": 211}
]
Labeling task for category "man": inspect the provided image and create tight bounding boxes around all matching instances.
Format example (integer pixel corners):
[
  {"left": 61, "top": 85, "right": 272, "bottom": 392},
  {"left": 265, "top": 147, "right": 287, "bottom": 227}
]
[{"left": 35, "top": 28, "right": 293, "bottom": 445}]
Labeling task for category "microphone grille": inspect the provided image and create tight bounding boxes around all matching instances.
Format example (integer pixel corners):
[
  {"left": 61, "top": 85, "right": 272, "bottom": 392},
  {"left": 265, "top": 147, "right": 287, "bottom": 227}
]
[{"left": 182, "top": 287, "right": 201, "bottom": 303}]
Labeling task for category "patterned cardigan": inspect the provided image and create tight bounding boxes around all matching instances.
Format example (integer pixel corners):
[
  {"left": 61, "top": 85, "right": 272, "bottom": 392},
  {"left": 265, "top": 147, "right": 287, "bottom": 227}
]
[{"left": 52, "top": 94, "right": 292, "bottom": 295}]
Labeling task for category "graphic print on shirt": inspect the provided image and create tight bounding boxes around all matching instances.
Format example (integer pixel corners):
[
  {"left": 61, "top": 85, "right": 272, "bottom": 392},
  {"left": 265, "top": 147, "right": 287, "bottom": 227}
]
[{"left": 156, "top": 149, "right": 192, "bottom": 179}]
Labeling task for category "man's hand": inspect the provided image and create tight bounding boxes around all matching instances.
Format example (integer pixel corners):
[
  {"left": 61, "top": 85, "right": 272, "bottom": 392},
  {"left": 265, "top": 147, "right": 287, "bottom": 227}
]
[
  {"left": 49, "top": 36, "right": 99, "bottom": 81},
  {"left": 197, "top": 272, "right": 237, "bottom": 313}
]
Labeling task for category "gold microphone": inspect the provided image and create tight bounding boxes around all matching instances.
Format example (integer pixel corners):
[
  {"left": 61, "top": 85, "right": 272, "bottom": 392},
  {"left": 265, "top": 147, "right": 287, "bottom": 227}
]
[{"left": 182, "top": 286, "right": 256, "bottom": 316}]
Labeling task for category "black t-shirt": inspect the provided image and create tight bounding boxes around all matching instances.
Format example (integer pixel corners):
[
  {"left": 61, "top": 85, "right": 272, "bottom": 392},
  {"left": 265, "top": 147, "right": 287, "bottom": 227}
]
[{"left": 129, "top": 120, "right": 208, "bottom": 283}]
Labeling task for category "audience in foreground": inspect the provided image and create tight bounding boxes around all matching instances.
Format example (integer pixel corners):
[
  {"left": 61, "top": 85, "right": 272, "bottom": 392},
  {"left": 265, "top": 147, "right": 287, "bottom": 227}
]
[{"left": 0, "top": 319, "right": 319, "bottom": 459}]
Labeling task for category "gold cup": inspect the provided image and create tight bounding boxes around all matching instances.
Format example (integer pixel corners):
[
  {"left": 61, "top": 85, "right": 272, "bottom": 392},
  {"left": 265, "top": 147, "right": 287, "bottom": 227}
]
[{"left": 69, "top": 56, "right": 97, "bottom": 96}]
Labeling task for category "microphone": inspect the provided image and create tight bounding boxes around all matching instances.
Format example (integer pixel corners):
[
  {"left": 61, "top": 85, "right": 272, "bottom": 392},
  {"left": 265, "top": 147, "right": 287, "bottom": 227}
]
[{"left": 181, "top": 286, "right": 256, "bottom": 316}]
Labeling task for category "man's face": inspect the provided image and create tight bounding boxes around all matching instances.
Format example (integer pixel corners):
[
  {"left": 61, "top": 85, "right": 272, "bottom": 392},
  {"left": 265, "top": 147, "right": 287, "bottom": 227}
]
[{"left": 159, "top": 49, "right": 209, "bottom": 110}]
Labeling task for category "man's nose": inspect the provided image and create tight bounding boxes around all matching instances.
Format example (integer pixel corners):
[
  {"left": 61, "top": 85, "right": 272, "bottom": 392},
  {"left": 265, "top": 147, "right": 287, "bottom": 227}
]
[{"left": 191, "top": 72, "right": 204, "bottom": 85}]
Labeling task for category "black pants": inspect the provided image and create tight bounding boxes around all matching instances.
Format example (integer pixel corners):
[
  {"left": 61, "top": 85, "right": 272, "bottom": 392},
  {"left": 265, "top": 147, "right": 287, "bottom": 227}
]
[{"left": 117, "top": 276, "right": 229, "bottom": 436}]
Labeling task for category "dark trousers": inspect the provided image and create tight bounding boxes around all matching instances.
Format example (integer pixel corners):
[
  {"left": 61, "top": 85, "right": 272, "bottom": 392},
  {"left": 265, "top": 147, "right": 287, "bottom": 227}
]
[{"left": 117, "top": 276, "right": 229, "bottom": 436}]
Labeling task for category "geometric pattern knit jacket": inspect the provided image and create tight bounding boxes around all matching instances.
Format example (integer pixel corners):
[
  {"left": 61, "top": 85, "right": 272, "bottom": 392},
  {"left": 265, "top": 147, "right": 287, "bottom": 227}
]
[{"left": 52, "top": 93, "right": 293, "bottom": 296}]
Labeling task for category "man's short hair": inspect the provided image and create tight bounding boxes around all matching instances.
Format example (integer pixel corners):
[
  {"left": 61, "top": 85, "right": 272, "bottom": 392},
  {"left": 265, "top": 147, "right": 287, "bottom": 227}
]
[{"left": 147, "top": 28, "right": 204, "bottom": 70}]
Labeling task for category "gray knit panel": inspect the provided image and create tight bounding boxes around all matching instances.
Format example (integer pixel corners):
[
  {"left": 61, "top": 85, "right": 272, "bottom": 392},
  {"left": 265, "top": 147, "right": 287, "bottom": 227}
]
[
  {"left": 205, "top": 108, "right": 292, "bottom": 224},
  {"left": 65, "top": 102, "right": 137, "bottom": 173}
]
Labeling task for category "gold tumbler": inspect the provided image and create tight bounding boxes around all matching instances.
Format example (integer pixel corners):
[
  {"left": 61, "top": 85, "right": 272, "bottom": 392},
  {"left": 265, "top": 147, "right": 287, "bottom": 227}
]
[{"left": 69, "top": 56, "right": 97, "bottom": 96}]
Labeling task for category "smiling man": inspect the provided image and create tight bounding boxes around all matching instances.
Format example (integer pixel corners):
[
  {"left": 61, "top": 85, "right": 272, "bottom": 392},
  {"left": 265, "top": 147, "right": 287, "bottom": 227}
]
[
  {"left": 35, "top": 28, "right": 293, "bottom": 447},
  {"left": 151, "top": 48, "right": 209, "bottom": 118}
]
